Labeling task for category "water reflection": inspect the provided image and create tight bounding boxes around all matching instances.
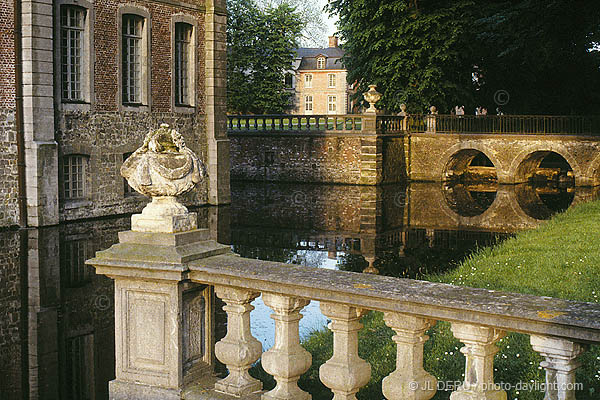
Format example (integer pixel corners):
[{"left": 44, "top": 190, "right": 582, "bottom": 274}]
[
  {"left": 443, "top": 183, "right": 497, "bottom": 217},
  {"left": 0, "top": 181, "right": 595, "bottom": 399}
]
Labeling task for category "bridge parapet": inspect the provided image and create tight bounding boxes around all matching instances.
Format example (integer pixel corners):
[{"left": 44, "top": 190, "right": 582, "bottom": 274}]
[
  {"left": 378, "top": 114, "right": 600, "bottom": 135},
  {"left": 88, "top": 228, "right": 600, "bottom": 400},
  {"left": 228, "top": 114, "right": 600, "bottom": 136}
]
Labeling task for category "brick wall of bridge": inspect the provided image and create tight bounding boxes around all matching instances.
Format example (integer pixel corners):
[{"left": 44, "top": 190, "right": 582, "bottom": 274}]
[{"left": 230, "top": 133, "right": 407, "bottom": 185}]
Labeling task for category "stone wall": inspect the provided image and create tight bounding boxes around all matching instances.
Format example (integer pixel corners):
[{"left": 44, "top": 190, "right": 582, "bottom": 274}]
[
  {"left": 230, "top": 133, "right": 407, "bottom": 186},
  {"left": 0, "top": 2, "right": 19, "bottom": 228},
  {"left": 56, "top": 111, "right": 208, "bottom": 221},
  {"left": 0, "top": 0, "right": 15, "bottom": 108},
  {"left": 0, "top": 110, "right": 19, "bottom": 227},
  {"left": 0, "top": 230, "right": 23, "bottom": 399},
  {"left": 52, "top": 0, "right": 213, "bottom": 222},
  {"left": 92, "top": 0, "right": 206, "bottom": 112}
]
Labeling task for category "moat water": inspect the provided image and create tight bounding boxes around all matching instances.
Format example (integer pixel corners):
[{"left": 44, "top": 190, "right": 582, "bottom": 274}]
[{"left": 0, "top": 181, "right": 595, "bottom": 399}]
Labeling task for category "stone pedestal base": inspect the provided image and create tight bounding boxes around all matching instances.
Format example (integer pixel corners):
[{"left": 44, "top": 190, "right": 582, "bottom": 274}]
[
  {"left": 131, "top": 196, "right": 198, "bottom": 233},
  {"left": 110, "top": 380, "right": 184, "bottom": 400},
  {"left": 132, "top": 212, "right": 198, "bottom": 233},
  {"left": 88, "top": 228, "right": 231, "bottom": 399}
]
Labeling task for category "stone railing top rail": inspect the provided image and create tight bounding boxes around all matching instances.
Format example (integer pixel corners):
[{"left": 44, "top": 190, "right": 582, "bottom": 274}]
[
  {"left": 188, "top": 253, "right": 600, "bottom": 343},
  {"left": 226, "top": 114, "right": 600, "bottom": 135},
  {"left": 227, "top": 114, "right": 366, "bottom": 133}
]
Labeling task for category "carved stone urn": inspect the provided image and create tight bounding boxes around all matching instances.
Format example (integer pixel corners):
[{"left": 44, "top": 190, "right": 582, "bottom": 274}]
[
  {"left": 121, "top": 123, "right": 207, "bottom": 233},
  {"left": 363, "top": 84, "right": 382, "bottom": 113}
]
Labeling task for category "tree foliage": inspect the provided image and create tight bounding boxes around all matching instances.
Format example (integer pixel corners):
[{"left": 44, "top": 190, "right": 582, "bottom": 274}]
[
  {"left": 472, "top": 0, "right": 600, "bottom": 115},
  {"left": 327, "top": 0, "right": 600, "bottom": 115},
  {"left": 227, "top": 0, "right": 303, "bottom": 114}
]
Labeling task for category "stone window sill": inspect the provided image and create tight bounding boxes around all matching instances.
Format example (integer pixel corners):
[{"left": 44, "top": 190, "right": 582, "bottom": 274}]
[
  {"left": 121, "top": 104, "right": 150, "bottom": 112},
  {"left": 63, "top": 199, "right": 93, "bottom": 209},
  {"left": 60, "top": 102, "right": 92, "bottom": 112},
  {"left": 174, "top": 104, "right": 196, "bottom": 114}
]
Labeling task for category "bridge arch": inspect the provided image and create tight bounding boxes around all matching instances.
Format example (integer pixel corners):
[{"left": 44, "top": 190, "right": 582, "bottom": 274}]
[
  {"left": 509, "top": 146, "right": 580, "bottom": 185},
  {"left": 439, "top": 143, "right": 507, "bottom": 182},
  {"left": 585, "top": 153, "right": 600, "bottom": 186}
]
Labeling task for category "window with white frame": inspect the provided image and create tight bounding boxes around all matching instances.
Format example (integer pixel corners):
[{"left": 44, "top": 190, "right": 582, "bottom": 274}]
[
  {"left": 304, "top": 74, "right": 312, "bottom": 88},
  {"left": 328, "top": 73, "right": 336, "bottom": 88},
  {"left": 328, "top": 95, "right": 337, "bottom": 112},
  {"left": 60, "top": 5, "right": 85, "bottom": 101},
  {"left": 317, "top": 57, "right": 326, "bottom": 69},
  {"left": 122, "top": 14, "right": 144, "bottom": 104},
  {"left": 305, "top": 95, "right": 313, "bottom": 111},
  {"left": 175, "top": 22, "right": 193, "bottom": 106},
  {"left": 63, "top": 155, "right": 87, "bottom": 200}
]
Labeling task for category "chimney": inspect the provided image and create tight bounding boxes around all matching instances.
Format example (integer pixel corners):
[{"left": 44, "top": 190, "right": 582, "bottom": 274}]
[{"left": 328, "top": 36, "right": 338, "bottom": 48}]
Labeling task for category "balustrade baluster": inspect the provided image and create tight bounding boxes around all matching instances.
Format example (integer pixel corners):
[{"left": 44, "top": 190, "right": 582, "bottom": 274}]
[
  {"left": 449, "top": 323, "right": 506, "bottom": 400},
  {"left": 530, "top": 335, "right": 586, "bottom": 400},
  {"left": 254, "top": 117, "right": 258, "bottom": 131},
  {"left": 381, "top": 313, "right": 437, "bottom": 400},
  {"left": 271, "top": 117, "right": 275, "bottom": 131},
  {"left": 319, "top": 303, "right": 371, "bottom": 400},
  {"left": 237, "top": 117, "right": 242, "bottom": 131},
  {"left": 214, "top": 286, "right": 263, "bottom": 397},
  {"left": 307, "top": 117, "right": 311, "bottom": 131},
  {"left": 279, "top": 117, "right": 284, "bottom": 131},
  {"left": 261, "top": 293, "right": 312, "bottom": 400}
]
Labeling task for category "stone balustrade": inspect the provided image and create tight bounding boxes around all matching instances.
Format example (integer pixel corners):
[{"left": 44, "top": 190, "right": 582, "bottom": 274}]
[{"left": 89, "top": 232, "right": 600, "bottom": 400}]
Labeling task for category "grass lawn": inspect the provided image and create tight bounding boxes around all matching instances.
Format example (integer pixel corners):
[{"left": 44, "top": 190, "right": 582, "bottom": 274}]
[{"left": 265, "top": 200, "right": 600, "bottom": 399}]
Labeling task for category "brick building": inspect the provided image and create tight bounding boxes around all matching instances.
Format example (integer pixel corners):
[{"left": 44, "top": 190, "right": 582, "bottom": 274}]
[
  {"left": 289, "top": 36, "right": 355, "bottom": 115},
  {"left": 0, "top": 0, "right": 229, "bottom": 228}
]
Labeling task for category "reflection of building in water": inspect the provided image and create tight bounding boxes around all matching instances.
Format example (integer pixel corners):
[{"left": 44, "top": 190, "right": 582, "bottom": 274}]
[
  {"left": 229, "top": 181, "right": 598, "bottom": 274},
  {"left": 0, "top": 219, "right": 126, "bottom": 399},
  {"left": 0, "top": 208, "right": 226, "bottom": 400}
]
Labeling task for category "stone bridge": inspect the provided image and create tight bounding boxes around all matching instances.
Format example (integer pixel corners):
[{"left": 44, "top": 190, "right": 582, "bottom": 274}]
[
  {"left": 409, "top": 132, "right": 600, "bottom": 186},
  {"left": 228, "top": 114, "right": 600, "bottom": 186}
]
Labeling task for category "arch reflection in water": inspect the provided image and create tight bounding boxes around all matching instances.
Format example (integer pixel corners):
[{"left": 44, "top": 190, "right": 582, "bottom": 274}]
[
  {"left": 515, "top": 183, "right": 575, "bottom": 220},
  {"left": 443, "top": 182, "right": 497, "bottom": 217}
]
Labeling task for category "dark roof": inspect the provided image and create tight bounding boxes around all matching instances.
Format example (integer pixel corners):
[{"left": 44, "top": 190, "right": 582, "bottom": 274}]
[{"left": 293, "top": 47, "right": 345, "bottom": 71}]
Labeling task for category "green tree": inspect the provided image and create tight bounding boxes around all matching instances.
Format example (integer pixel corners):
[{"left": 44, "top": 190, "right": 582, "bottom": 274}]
[
  {"left": 326, "top": 0, "right": 477, "bottom": 114},
  {"left": 227, "top": 0, "right": 303, "bottom": 114},
  {"left": 471, "top": 0, "right": 600, "bottom": 115},
  {"left": 327, "top": 0, "right": 600, "bottom": 115}
]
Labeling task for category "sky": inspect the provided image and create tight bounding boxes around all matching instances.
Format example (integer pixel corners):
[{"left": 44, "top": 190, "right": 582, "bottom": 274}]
[{"left": 319, "top": 0, "right": 338, "bottom": 39}]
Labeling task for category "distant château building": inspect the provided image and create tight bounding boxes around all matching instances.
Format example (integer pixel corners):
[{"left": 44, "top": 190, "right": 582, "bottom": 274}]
[
  {"left": 0, "top": 0, "right": 230, "bottom": 229},
  {"left": 288, "top": 36, "right": 355, "bottom": 115}
]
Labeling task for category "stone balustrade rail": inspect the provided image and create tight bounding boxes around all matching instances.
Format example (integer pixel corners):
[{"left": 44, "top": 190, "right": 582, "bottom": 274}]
[
  {"left": 227, "top": 114, "right": 600, "bottom": 136},
  {"left": 228, "top": 114, "right": 364, "bottom": 134},
  {"left": 186, "top": 253, "right": 600, "bottom": 400}
]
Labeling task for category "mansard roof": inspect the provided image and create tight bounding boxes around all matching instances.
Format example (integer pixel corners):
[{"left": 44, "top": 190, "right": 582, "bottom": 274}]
[{"left": 294, "top": 47, "right": 345, "bottom": 71}]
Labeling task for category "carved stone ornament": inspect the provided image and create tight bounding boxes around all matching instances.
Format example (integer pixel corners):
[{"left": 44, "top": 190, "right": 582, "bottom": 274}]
[
  {"left": 363, "top": 84, "right": 382, "bottom": 113},
  {"left": 121, "top": 124, "right": 207, "bottom": 233}
]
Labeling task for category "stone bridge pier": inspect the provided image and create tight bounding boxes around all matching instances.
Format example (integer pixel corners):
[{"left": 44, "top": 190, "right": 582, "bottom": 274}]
[{"left": 409, "top": 133, "right": 600, "bottom": 186}]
